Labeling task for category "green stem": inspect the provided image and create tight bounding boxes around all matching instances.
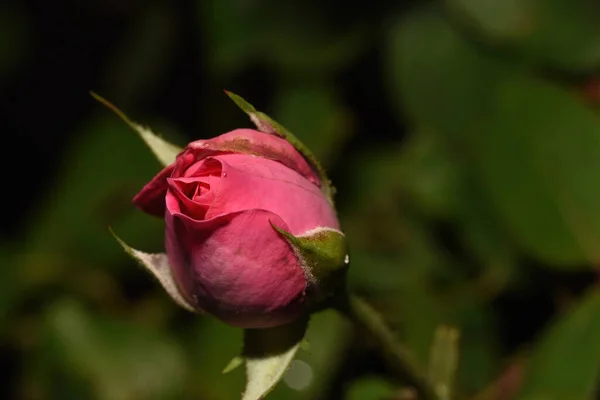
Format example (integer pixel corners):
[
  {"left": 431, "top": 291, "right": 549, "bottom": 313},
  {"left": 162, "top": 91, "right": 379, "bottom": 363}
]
[{"left": 335, "top": 293, "right": 439, "bottom": 400}]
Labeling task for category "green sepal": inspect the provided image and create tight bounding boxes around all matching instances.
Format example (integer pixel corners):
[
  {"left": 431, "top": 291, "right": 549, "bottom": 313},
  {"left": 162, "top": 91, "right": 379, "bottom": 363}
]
[
  {"left": 224, "top": 90, "right": 335, "bottom": 204},
  {"left": 110, "top": 228, "right": 197, "bottom": 313},
  {"left": 221, "top": 355, "right": 244, "bottom": 374},
  {"left": 221, "top": 317, "right": 311, "bottom": 400},
  {"left": 270, "top": 223, "right": 349, "bottom": 300},
  {"left": 90, "top": 91, "right": 182, "bottom": 167},
  {"left": 242, "top": 316, "right": 309, "bottom": 400}
]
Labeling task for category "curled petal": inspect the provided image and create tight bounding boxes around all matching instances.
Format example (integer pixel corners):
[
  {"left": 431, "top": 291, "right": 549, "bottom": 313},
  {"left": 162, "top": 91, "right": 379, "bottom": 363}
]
[
  {"left": 132, "top": 164, "right": 175, "bottom": 217},
  {"left": 203, "top": 154, "right": 339, "bottom": 235},
  {"left": 166, "top": 178, "right": 212, "bottom": 220},
  {"left": 188, "top": 129, "right": 320, "bottom": 187},
  {"left": 133, "top": 129, "right": 322, "bottom": 217}
]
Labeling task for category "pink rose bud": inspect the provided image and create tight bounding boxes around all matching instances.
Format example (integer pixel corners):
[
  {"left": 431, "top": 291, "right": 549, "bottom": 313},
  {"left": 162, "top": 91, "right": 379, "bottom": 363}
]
[{"left": 133, "top": 129, "right": 348, "bottom": 328}]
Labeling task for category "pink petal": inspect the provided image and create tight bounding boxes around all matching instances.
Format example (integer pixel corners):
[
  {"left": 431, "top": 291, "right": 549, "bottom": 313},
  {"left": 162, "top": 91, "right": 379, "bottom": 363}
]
[
  {"left": 187, "top": 129, "right": 320, "bottom": 187},
  {"left": 204, "top": 154, "right": 339, "bottom": 235},
  {"left": 165, "top": 208, "right": 306, "bottom": 328},
  {"left": 166, "top": 179, "right": 211, "bottom": 220},
  {"left": 132, "top": 164, "right": 175, "bottom": 217}
]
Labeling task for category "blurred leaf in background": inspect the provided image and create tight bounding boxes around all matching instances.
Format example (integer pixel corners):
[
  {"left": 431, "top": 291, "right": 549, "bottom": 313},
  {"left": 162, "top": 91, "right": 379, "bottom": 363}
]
[
  {"left": 516, "top": 288, "right": 600, "bottom": 400},
  {"left": 39, "top": 300, "right": 186, "bottom": 400},
  {"left": 444, "top": 0, "right": 600, "bottom": 71}
]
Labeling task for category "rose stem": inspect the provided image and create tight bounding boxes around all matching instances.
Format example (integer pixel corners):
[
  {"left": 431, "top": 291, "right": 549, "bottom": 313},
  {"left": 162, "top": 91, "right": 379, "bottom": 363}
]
[{"left": 334, "top": 292, "right": 439, "bottom": 400}]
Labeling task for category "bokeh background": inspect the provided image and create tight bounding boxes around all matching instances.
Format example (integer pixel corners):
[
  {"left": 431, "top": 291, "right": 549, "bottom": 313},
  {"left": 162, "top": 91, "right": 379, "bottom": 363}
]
[{"left": 3, "top": 0, "right": 600, "bottom": 399}]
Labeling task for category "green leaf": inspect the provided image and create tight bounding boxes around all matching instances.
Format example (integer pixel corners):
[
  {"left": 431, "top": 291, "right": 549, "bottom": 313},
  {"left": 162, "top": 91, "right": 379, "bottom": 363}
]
[
  {"left": 385, "top": 3, "right": 517, "bottom": 276},
  {"left": 111, "top": 229, "right": 196, "bottom": 312},
  {"left": 445, "top": 0, "right": 600, "bottom": 71},
  {"left": 19, "top": 113, "right": 165, "bottom": 287},
  {"left": 394, "top": 129, "right": 463, "bottom": 219},
  {"left": 388, "top": 4, "right": 600, "bottom": 266},
  {"left": 451, "top": 304, "right": 501, "bottom": 393},
  {"left": 44, "top": 300, "right": 186, "bottom": 400},
  {"left": 444, "top": 0, "right": 532, "bottom": 40},
  {"left": 224, "top": 90, "right": 335, "bottom": 204},
  {"left": 91, "top": 92, "right": 182, "bottom": 167},
  {"left": 345, "top": 295, "right": 437, "bottom": 399},
  {"left": 262, "top": 21, "right": 366, "bottom": 75},
  {"left": 516, "top": 289, "right": 600, "bottom": 399},
  {"left": 273, "top": 84, "right": 352, "bottom": 166},
  {"left": 186, "top": 318, "right": 244, "bottom": 399},
  {"left": 476, "top": 76, "right": 600, "bottom": 266},
  {"left": 249, "top": 310, "right": 350, "bottom": 400},
  {"left": 386, "top": 4, "right": 512, "bottom": 146},
  {"left": 197, "top": 0, "right": 262, "bottom": 76},
  {"left": 345, "top": 377, "right": 396, "bottom": 400},
  {"left": 198, "top": 1, "right": 366, "bottom": 76},
  {"left": 242, "top": 316, "right": 309, "bottom": 400}
]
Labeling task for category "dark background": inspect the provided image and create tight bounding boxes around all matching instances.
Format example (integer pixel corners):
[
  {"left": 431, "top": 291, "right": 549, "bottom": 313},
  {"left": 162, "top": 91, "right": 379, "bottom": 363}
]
[{"left": 2, "top": 0, "right": 600, "bottom": 399}]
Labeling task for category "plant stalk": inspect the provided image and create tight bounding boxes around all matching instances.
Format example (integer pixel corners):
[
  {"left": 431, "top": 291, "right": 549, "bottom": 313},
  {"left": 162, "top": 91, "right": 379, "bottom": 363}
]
[{"left": 335, "top": 293, "right": 439, "bottom": 400}]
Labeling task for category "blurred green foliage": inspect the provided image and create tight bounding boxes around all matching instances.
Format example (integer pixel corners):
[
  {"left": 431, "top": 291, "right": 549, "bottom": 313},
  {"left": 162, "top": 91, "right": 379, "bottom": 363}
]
[{"left": 4, "top": 0, "right": 600, "bottom": 399}]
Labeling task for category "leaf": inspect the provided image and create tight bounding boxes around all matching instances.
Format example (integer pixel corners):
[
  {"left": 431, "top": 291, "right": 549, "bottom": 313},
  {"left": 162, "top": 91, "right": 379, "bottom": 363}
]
[
  {"left": 242, "top": 316, "right": 309, "bottom": 400},
  {"left": 253, "top": 309, "right": 350, "bottom": 400},
  {"left": 90, "top": 92, "right": 182, "bottom": 167},
  {"left": 262, "top": 21, "right": 366, "bottom": 75},
  {"left": 444, "top": 0, "right": 600, "bottom": 71},
  {"left": 394, "top": 129, "right": 463, "bottom": 219},
  {"left": 111, "top": 229, "right": 196, "bottom": 312},
  {"left": 516, "top": 289, "right": 600, "bottom": 399},
  {"left": 345, "top": 295, "right": 437, "bottom": 399},
  {"left": 345, "top": 377, "right": 396, "bottom": 400},
  {"left": 388, "top": 4, "right": 600, "bottom": 267},
  {"left": 386, "top": 4, "right": 513, "bottom": 146},
  {"left": 224, "top": 90, "right": 335, "bottom": 204},
  {"left": 475, "top": 76, "right": 600, "bottom": 266},
  {"left": 444, "top": 0, "right": 533, "bottom": 40},
  {"left": 44, "top": 300, "right": 186, "bottom": 400},
  {"left": 19, "top": 113, "right": 165, "bottom": 287},
  {"left": 198, "top": 1, "right": 366, "bottom": 76},
  {"left": 186, "top": 318, "right": 244, "bottom": 399},
  {"left": 450, "top": 305, "right": 500, "bottom": 394},
  {"left": 273, "top": 84, "right": 352, "bottom": 166}
]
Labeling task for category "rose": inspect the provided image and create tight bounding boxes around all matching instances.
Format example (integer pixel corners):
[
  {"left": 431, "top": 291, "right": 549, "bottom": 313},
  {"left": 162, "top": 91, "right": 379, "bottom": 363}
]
[{"left": 133, "top": 128, "right": 344, "bottom": 328}]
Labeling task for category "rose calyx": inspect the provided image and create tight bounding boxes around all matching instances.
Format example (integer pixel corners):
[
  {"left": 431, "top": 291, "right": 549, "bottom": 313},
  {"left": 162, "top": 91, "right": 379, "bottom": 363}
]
[{"left": 271, "top": 223, "right": 349, "bottom": 302}]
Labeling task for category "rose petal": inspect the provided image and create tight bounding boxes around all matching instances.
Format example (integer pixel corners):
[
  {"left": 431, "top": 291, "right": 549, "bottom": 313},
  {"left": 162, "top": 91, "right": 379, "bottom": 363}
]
[
  {"left": 204, "top": 154, "right": 339, "bottom": 235},
  {"left": 165, "top": 208, "right": 306, "bottom": 328},
  {"left": 134, "top": 129, "right": 322, "bottom": 217},
  {"left": 183, "top": 156, "right": 222, "bottom": 178},
  {"left": 188, "top": 129, "right": 320, "bottom": 187},
  {"left": 166, "top": 179, "right": 211, "bottom": 220},
  {"left": 132, "top": 164, "right": 175, "bottom": 217}
]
